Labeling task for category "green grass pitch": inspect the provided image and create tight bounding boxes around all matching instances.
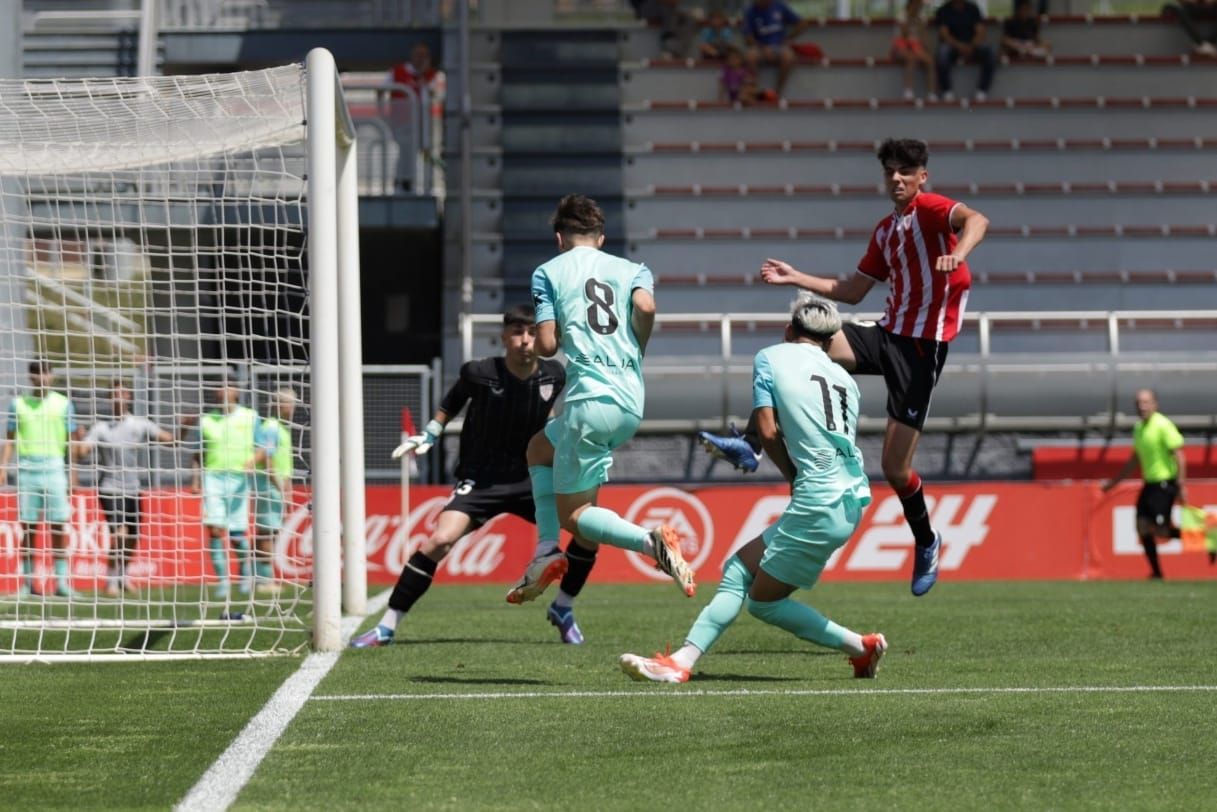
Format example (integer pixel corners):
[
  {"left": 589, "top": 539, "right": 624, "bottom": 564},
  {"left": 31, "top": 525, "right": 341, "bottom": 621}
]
[{"left": 3, "top": 580, "right": 1216, "bottom": 810}]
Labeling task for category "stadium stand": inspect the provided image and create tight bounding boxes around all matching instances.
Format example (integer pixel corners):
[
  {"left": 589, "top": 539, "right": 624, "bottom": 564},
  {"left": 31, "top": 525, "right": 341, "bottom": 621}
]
[
  {"left": 15, "top": 3, "right": 1211, "bottom": 479},
  {"left": 448, "top": 12, "right": 1216, "bottom": 479}
]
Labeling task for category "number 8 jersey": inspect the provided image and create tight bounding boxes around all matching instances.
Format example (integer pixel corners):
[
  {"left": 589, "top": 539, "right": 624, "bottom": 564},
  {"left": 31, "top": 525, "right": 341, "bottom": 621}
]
[
  {"left": 753, "top": 341, "right": 871, "bottom": 506},
  {"left": 531, "top": 245, "right": 654, "bottom": 419}
]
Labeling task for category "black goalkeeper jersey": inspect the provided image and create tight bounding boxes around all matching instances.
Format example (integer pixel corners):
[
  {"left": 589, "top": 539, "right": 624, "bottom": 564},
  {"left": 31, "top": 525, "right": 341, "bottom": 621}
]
[{"left": 439, "top": 357, "right": 565, "bottom": 483}]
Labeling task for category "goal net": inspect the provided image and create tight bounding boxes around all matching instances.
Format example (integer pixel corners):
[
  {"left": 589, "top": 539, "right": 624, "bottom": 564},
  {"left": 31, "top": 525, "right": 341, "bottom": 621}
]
[{"left": 0, "top": 54, "right": 360, "bottom": 661}]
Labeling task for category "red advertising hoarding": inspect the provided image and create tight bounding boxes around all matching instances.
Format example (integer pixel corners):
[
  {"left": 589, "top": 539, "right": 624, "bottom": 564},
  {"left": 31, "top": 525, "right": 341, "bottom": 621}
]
[{"left": 1, "top": 482, "right": 1214, "bottom": 592}]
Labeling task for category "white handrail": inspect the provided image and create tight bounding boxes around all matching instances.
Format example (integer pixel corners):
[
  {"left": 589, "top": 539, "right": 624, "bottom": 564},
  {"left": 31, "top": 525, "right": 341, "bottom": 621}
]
[{"left": 460, "top": 309, "right": 1217, "bottom": 428}]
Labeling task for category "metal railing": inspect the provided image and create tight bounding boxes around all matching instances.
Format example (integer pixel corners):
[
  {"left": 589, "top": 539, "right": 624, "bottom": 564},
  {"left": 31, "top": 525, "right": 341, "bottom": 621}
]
[
  {"left": 158, "top": 0, "right": 440, "bottom": 29},
  {"left": 341, "top": 80, "right": 434, "bottom": 197},
  {"left": 460, "top": 309, "right": 1217, "bottom": 433}
]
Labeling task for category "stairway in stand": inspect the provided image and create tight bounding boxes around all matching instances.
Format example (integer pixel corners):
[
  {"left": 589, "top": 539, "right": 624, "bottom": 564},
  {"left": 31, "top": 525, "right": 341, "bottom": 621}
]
[{"left": 497, "top": 29, "right": 624, "bottom": 302}]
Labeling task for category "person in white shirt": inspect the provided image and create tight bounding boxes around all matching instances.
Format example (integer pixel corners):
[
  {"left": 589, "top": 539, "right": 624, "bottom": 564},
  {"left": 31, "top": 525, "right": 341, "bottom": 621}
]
[{"left": 75, "top": 381, "right": 177, "bottom": 597}]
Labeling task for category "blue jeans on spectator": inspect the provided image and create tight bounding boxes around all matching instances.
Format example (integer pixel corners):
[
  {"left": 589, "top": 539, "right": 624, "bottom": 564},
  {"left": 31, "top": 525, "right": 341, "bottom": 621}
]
[{"left": 936, "top": 43, "right": 996, "bottom": 94}]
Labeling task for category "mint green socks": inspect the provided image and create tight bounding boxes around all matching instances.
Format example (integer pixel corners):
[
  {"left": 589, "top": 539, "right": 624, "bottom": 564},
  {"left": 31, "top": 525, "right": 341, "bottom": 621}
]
[
  {"left": 746, "top": 596, "right": 852, "bottom": 652},
  {"left": 574, "top": 506, "right": 649, "bottom": 554},
  {"left": 209, "top": 537, "right": 229, "bottom": 582},
  {"left": 529, "top": 465, "right": 561, "bottom": 553},
  {"left": 685, "top": 554, "right": 753, "bottom": 654}
]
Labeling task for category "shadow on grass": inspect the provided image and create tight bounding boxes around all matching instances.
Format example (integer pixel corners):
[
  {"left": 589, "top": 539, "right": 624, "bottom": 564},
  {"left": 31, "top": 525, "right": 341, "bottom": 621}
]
[
  {"left": 408, "top": 676, "right": 549, "bottom": 686},
  {"left": 120, "top": 629, "right": 171, "bottom": 651},
  {"left": 690, "top": 672, "right": 801, "bottom": 684}
]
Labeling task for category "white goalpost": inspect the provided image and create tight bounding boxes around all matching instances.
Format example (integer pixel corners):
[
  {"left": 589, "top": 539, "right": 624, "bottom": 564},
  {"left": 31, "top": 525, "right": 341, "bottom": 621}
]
[{"left": 0, "top": 48, "right": 364, "bottom": 661}]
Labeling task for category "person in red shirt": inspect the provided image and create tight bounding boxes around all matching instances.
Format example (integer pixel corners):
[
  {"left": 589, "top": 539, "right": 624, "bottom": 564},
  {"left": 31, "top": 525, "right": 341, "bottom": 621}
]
[
  {"left": 700, "top": 138, "right": 988, "bottom": 596},
  {"left": 388, "top": 42, "right": 446, "bottom": 194}
]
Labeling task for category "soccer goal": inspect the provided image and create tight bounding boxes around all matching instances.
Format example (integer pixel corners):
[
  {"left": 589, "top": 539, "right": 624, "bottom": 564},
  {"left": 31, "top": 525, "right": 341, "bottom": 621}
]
[{"left": 0, "top": 49, "right": 365, "bottom": 661}]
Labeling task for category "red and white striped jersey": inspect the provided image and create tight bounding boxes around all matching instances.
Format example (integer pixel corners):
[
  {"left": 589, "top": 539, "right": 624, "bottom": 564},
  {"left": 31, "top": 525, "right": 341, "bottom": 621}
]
[{"left": 856, "top": 191, "right": 972, "bottom": 342}]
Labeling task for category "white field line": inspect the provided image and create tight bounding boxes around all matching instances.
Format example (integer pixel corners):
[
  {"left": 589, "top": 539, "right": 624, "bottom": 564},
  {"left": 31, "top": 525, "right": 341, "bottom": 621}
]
[
  {"left": 312, "top": 684, "right": 1217, "bottom": 702},
  {"left": 175, "top": 590, "right": 390, "bottom": 812}
]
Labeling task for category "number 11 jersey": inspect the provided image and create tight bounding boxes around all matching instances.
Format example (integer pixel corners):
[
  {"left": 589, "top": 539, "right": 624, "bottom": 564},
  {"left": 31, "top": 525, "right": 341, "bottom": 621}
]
[
  {"left": 531, "top": 245, "right": 654, "bottom": 419},
  {"left": 753, "top": 341, "right": 871, "bottom": 506}
]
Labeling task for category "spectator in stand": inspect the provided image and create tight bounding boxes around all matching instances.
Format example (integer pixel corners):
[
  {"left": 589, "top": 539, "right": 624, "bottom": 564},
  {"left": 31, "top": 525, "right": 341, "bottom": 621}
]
[
  {"left": 892, "top": 0, "right": 939, "bottom": 100},
  {"left": 640, "top": 0, "right": 700, "bottom": 59},
  {"left": 933, "top": 0, "right": 996, "bottom": 101},
  {"left": 1162, "top": 0, "right": 1217, "bottom": 56},
  {"left": 719, "top": 47, "right": 759, "bottom": 105},
  {"left": 1001, "top": 0, "right": 1050, "bottom": 59},
  {"left": 1101, "top": 389, "right": 1188, "bottom": 580},
  {"left": 389, "top": 42, "right": 447, "bottom": 194},
  {"left": 743, "top": 0, "right": 813, "bottom": 99},
  {"left": 699, "top": 9, "right": 744, "bottom": 60}
]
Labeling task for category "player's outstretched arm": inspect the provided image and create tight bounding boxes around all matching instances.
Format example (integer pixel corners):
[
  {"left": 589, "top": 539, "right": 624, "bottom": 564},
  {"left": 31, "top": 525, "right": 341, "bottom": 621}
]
[
  {"left": 0, "top": 429, "right": 13, "bottom": 487},
  {"left": 754, "top": 406, "right": 796, "bottom": 485},
  {"left": 631, "top": 288, "right": 656, "bottom": 356},
  {"left": 937, "top": 203, "right": 990, "bottom": 272},
  {"left": 761, "top": 259, "right": 874, "bottom": 304},
  {"left": 392, "top": 409, "right": 449, "bottom": 459}
]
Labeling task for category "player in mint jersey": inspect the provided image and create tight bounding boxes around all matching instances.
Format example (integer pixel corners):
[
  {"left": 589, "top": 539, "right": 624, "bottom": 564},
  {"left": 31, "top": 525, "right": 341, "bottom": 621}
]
[
  {"left": 252, "top": 386, "right": 296, "bottom": 595},
  {"left": 509, "top": 194, "right": 696, "bottom": 604},
  {"left": 0, "top": 360, "right": 86, "bottom": 597},
  {"left": 191, "top": 384, "right": 265, "bottom": 601},
  {"left": 620, "top": 295, "right": 887, "bottom": 683}
]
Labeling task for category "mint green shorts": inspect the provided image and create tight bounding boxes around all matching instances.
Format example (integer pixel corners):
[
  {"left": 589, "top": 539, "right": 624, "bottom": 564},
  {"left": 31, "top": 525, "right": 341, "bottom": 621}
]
[
  {"left": 203, "top": 471, "right": 249, "bottom": 533},
  {"left": 544, "top": 397, "right": 642, "bottom": 495},
  {"left": 18, "top": 466, "right": 71, "bottom": 524},
  {"left": 252, "top": 472, "right": 284, "bottom": 531},
  {"left": 760, "top": 492, "right": 866, "bottom": 590}
]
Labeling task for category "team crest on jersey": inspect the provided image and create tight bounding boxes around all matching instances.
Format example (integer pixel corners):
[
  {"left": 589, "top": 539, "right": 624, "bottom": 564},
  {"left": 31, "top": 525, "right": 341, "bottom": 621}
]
[{"left": 539, "top": 383, "right": 554, "bottom": 401}]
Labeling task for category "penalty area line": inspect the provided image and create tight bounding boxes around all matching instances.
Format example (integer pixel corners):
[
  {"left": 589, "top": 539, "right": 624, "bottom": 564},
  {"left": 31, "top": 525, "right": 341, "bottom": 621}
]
[
  {"left": 175, "top": 590, "right": 391, "bottom": 812},
  {"left": 311, "top": 684, "right": 1217, "bottom": 702}
]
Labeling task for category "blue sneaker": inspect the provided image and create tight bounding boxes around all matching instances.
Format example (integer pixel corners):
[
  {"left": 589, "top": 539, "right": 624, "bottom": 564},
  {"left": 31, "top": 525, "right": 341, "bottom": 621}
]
[
  {"left": 910, "top": 531, "right": 942, "bottom": 597},
  {"left": 698, "top": 423, "right": 760, "bottom": 473},
  {"left": 546, "top": 603, "right": 584, "bottom": 645},
  {"left": 350, "top": 624, "right": 395, "bottom": 648}
]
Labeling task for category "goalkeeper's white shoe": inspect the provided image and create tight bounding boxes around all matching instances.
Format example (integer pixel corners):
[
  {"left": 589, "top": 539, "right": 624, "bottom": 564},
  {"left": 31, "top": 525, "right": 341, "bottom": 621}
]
[
  {"left": 619, "top": 652, "right": 691, "bottom": 684},
  {"left": 505, "top": 550, "right": 568, "bottom": 605},
  {"left": 651, "top": 525, "right": 697, "bottom": 598}
]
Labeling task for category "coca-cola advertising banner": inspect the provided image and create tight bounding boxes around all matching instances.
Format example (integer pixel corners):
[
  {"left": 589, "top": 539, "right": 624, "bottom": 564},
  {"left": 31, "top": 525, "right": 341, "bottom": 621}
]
[{"left": 1, "top": 482, "right": 1215, "bottom": 592}]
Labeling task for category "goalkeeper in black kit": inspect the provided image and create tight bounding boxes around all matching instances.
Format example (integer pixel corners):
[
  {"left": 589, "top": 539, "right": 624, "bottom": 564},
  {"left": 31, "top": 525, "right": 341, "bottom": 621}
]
[{"left": 351, "top": 305, "right": 597, "bottom": 647}]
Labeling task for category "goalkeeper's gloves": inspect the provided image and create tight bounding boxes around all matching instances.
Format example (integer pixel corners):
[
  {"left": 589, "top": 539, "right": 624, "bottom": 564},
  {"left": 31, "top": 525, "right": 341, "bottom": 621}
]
[{"left": 392, "top": 419, "right": 443, "bottom": 459}]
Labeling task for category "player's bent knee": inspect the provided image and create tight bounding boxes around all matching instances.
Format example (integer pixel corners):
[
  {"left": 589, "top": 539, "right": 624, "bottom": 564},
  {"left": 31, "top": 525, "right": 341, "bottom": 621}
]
[
  {"left": 745, "top": 596, "right": 777, "bottom": 621},
  {"left": 882, "top": 463, "right": 913, "bottom": 491},
  {"left": 525, "top": 431, "right": 553, "bottom": 467},
  {"left": 421, "top": 535, "right": 458, "bottom": 560}
]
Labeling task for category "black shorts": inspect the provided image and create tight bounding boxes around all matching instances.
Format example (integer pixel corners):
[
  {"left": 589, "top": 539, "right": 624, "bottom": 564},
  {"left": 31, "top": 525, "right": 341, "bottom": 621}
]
[
  {"left": 1136, "top": 480, "right": 1179, "bottom": 530},
  {"left": 443, "top": 478, "right": 536, "bottom": 528},
  {"left": 98, "top": 494, "right": 141, "bottom": 535},
  {"left": 842, "top": 321, "right": 949, "bottom": 431}
]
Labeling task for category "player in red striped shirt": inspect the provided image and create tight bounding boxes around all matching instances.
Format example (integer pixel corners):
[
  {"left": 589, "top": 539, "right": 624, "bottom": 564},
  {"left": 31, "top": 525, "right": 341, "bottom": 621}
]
[{"left": 701, "top": 138, "right": 989, "bottom": 596}]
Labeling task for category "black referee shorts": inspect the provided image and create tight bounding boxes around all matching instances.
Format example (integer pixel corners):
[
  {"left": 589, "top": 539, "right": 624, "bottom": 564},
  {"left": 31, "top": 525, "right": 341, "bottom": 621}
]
[
  {"left": 1136, "top": 480, "right": 1179, "bottom": 531},
  {"left": 98, "top": 494, "right": 141, "bottom": 535},
  {"left": 443, "top": 478, "right": 536, "bottom": 528},
  {"left": 842, "top": 321, "right": 949, "bottom": 431}
]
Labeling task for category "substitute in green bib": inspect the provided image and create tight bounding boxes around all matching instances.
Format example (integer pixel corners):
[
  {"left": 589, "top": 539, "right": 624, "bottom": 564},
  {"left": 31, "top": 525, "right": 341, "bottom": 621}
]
[
  {"left": 252, "top": 387, "right": 296, "bottom": 595},
  {"left": 1102, "top": 388, "right": 1188, "bottom": 579},
  {"left": 0, "top": 360, "right": 86, "bottom": 597},
  {"left": 191, "top": 384, "right": 266, "bottom": 600}
]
